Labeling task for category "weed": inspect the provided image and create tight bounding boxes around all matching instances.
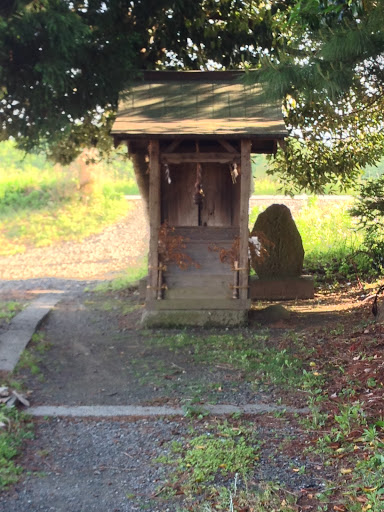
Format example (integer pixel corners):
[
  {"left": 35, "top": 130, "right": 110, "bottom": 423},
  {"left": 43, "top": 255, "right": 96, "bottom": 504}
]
[
  {"left": 182, "top": 404, "right": 210, "bottom": 420},
  {"left": 366, "top": 377, "right": 378, "bottom": 388},
  {"left": 173, "top": 422, "right": 258, "bottom": 492},
  {"left": 334, "top": 402, "right": 366, "bottom": 436},
  {"left": 273, "top": 409, "right": 287, "bottom": 418},
  {"left": 16, "top": 351, "right": 41, "bottom": 376},
  {"left": 181, "top": 480, "right": 297, "bottom": 512},
  {"left": 330, "top": 324, "right": 345, "bottom": 336}
]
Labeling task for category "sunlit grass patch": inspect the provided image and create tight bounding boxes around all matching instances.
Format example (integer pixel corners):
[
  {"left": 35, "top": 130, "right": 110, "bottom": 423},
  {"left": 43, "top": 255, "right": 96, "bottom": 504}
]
[
  {"left": 295, "top": 198, "right": 361, "bottom": 265},
  {"left": 0, "top": 191, "right": 131, "bottom": 256},
  {"left": 92, "top": 259, "right": 148, "bottom": 293},
  {"left": 0, "top": 140, "right": 138, "bottom": 255}
]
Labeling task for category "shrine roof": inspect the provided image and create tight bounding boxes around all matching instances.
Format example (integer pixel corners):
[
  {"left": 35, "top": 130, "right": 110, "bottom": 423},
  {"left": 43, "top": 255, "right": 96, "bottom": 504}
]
[{"left": 111, "top": 71, "right": 287, "bottom": 139}]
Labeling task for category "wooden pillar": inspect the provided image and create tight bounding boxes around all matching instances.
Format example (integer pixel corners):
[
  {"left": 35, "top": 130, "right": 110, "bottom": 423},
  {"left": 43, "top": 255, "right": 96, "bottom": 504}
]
[
  {"left": 146, "top": 140, "right": 161, "bottom": 303},
  {"left": 239, "top": 140, "right": 252, "bottom": 301}
]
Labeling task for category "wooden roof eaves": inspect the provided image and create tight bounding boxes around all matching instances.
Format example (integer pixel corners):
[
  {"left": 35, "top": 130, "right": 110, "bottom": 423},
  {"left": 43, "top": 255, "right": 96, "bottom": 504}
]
[{"left": 112, "top": 132, "right": 287, "bottom": 141}]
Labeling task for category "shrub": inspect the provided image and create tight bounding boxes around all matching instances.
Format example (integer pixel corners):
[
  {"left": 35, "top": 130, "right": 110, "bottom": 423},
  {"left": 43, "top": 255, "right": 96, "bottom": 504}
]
[{"left": 350, "top": 176, "right": 384, "bottom": 273}]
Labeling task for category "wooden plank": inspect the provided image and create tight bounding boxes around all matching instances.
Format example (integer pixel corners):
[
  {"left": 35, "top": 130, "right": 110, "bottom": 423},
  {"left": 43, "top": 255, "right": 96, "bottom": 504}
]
[
  {"left": 239, "top": 140, "right": 252, "bottom": 301},
  {"left": 147, "top": 299, "right": 251, "bottom": 311},
  {"left": 147, "top": 140, "right": 161, "bottom": 302},
  {"left": 165, "top": 274, "right": 233, "bottom": 288},
  {"left": 200, "top": 164, "right": 233, "bottom": 226},
  {"left": 172, "top": 226, "right": 239, "bottom": 241},
  {"left": 165, "top": 281, "right": 233, "bottom": 300},
  {"left": 161, "top": 163, "right": 198, "bottom": 226},
  {"left": 161, "top": 153, "right": 240, "bottom": 164}
]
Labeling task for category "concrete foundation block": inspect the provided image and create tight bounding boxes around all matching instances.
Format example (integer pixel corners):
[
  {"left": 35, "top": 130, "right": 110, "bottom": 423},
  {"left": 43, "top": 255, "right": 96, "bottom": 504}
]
[
  {"left": 249, "top": 275, "right": 314, "bottom": 300},
  {"left": 141, "top": 309, "right": 248, "bottom": 328}
]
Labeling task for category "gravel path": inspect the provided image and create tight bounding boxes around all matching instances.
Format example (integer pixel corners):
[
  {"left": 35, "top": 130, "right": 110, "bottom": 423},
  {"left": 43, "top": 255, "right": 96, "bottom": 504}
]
[
  {"left": 0, "top": 418, "right": 184, "bottom": 512},
  {"left": 1, "top": 417, "right": 329, "bottom": 512}
]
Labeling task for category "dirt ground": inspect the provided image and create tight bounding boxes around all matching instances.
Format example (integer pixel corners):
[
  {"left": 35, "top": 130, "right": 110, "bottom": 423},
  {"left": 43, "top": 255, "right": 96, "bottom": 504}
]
[{"left": 9, "top": 284, "right": 372, "bottom": 410}]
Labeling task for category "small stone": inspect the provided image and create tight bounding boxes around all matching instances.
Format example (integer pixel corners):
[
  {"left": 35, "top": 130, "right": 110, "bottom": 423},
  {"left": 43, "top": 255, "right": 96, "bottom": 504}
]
[{"left": 257, "top": 304, "right": 291, "bottom": 323}]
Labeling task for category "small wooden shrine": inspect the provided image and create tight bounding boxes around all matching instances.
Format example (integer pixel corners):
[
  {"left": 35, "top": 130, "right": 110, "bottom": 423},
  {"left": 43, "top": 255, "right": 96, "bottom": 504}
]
[{"left": 111, "top": 71, "right": 287, "bottom": 326}]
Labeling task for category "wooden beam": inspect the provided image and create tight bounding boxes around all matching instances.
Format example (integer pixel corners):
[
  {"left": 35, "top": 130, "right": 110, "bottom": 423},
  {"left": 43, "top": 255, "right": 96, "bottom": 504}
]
[
  {"left": 161, "top": 152, "right": 240, "bottom": 164},
  {"left": 239, "top": 140, "right": 252, "bottom": 301},
  {"left": 164, "top": 139, "right": 183, "bottom": 153},
  {"left": 217, "top": 140, "right": 238, "bottom": 153},
  {"left": 147, "top": 140, "right": 161, "bottom": 302}
]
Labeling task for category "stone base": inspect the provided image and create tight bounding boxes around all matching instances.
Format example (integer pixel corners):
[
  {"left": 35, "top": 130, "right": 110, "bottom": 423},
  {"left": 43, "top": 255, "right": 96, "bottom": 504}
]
[
  {"left": 249, "top": 275, "right": 314, "bottom": 300},
  {"left": 141, "top": 309, "right": 248, "bottom": 328}
]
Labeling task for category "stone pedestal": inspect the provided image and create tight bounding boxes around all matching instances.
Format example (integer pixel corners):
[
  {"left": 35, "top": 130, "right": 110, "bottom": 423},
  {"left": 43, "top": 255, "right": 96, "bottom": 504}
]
[{"left": 249, "top": 275, "right": 314, "bottom": 300}]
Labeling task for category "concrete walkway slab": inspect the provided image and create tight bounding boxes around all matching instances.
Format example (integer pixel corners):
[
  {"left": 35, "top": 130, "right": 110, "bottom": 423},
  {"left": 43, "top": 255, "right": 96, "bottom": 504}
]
[
  {"left": 28, "top": 403, "right": 309, "bottom": 418},
  {"left": 0, "top": 294, "right": 62, "bottom": 372}
]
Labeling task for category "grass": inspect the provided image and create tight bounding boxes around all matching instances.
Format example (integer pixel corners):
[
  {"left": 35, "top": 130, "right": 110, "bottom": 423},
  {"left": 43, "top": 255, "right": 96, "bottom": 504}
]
[
  {"left": 150, "top": 320, "right": 384, "bottom": 512},
  {"left": 158, "top": 420, "right": 259, "bottom": 500},
  {"left": 0, "top": 301, "right": 23, "bottom": 324},
  {"left": 295, "top": 198, "right": 362, "bottom": 273},
  {"left": 0, "top": 407, "right": 33, "bottom": 489},
  {"left": 251, "top": 154, "right": 360, "bottom": 195},
  {"left": 150, "top": 331, "right": 309, "bottom": 390},
  {"left": 0, "top": 190, "right": 131, "bottom": 256},
  {"left": 15, "top": 332, "right": 51, "bottom": 379},
  {"left": 182, "top": 482, "right": 298, "bottom": 512},
  {"left": 92, "top": 258, "right": 148, "bottom": 292}
]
